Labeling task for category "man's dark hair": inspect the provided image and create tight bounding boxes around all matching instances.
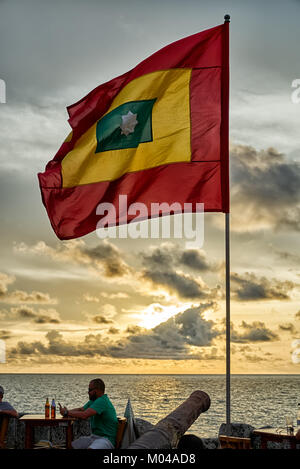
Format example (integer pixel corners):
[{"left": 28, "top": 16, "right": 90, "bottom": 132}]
[
  {"left": 177, "top": 434, "right": 204, "bottom": 450},
  {"left": 90, "top": 378, "right": 105, "bottom": 393}
]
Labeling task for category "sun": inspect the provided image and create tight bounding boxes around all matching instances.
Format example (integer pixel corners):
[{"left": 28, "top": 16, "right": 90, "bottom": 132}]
[{"left": 137, "top": 303, "right": 187, "bottom": 330}]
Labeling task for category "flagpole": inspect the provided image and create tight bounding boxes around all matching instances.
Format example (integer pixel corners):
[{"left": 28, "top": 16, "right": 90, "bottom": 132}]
[
  {"left": 225, "top": 212, "right": 230, "bottom": 434},
  {"left": 223, "top": 13, "right": 231, "bottom": 435}
]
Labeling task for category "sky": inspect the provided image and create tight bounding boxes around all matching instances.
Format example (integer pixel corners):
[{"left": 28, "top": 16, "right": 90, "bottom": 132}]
[{"left": 0, "top": 0, "right": 300, "bottom": 374}]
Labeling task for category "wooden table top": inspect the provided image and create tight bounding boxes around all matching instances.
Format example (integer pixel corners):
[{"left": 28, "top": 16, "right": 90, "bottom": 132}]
[
  {"left": 20, "top": 414, "right": 74, "bottom": 422},
  {"left": 253, "top": 427, "right": 299, "bottom": 438}
]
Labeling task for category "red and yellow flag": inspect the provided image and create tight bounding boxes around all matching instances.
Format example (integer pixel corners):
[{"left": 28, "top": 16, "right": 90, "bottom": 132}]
[{"left": 38, "top": 22, "right": 229, "bottom": 240}]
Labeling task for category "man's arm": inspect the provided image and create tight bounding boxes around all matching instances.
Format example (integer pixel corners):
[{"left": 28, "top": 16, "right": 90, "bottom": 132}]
[
  {"left": 68, "top": 407, "right": 85, "bottom": 412},
  {"left": 59, "top": 403, "right": 85, "bottom": 416},
  {"left": 0, "top": 409, "right": 18, "bottom": 418},
  {"left": 67, "top": 408, "right": 97, "bottom": 420},
  {"left": 59, "top": 403, "right": 96, "bottom": 419}
]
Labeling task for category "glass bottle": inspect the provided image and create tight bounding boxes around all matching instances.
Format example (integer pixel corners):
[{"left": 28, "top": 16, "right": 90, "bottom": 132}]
[
  {"left": 45, "top": 397, "right": 50, "bottom": 418},
  {"left": 51, "top": 398, "right": 56, "bottom": 419},
  {"left": 297, "top": 403, "right": 300, "bottom": 426}
]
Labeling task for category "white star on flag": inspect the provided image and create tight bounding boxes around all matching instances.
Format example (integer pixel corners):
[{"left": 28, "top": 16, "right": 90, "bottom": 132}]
[{"left": 120, "top": 111, "right": 138, "bottom": 136}]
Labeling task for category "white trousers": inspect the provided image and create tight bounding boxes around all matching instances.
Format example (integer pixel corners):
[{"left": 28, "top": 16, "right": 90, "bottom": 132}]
[{"left": 71, "top": 434, "right": 114, "bottom": 449}]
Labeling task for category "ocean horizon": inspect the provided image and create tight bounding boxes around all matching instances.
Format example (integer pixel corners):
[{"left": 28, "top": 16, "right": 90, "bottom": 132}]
[{"left": 0, "top": 373, "right": 299, "bottom": 437}]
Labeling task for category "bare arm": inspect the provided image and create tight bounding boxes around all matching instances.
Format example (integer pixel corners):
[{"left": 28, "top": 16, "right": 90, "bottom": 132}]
[
  {"left": 59, "top": 403, "right": 86, "bottom": 416},
  {"left": 0, "top": 409, "right": 19, "bottom": 418},
  {"left": 67, "top": 408, "right": 97, "bottom": 420}
]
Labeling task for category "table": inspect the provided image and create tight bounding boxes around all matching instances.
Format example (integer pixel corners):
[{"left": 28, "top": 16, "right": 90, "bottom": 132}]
[
  {"left": 253, "top": 427, "right": 300, "bottom": 449},
  {"left": 20, "top": 414, "right": 75, "bottom": 449}
]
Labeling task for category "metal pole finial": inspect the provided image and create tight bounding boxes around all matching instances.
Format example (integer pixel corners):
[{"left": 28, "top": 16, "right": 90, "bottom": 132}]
[{"left": 224, "top": 14, "right": 230, "bottom": 23}]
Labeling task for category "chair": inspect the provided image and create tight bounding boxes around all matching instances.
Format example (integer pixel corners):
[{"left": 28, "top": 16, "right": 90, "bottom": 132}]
[
  {"left": 0, "top": 415, "right": 10, "bottom": 449},
  {"left": 219, "top": 435, "right": 252, "bottom": 449},
  {"left": 115, "top": 417, "right": 127, "bottom": 449}
]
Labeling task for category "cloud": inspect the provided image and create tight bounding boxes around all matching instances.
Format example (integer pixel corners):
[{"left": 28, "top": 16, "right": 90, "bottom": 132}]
[
  {"left": 11, "top": 306, "right": 61, "bottom": 324},
  {"left": 142, "top": 269, "right": 210, "bottom": 299},
  {"left": 140, "top": 244, "right": 220, "bottom": 300},
  {"left": 1, "top": 290, "right": 57, "bottom": 305},
  {"left": 278, "top": 323, "right": 296, "bottom": 333},
  {"left": 10, "top": 302, "right": 220, "bottom": 360},
  {"left": 91, "top": 315, "right": 114, "bottom": 325},
  {"left": 81, "top": 243, "right": 130, "bottom": 277},
  {"left": 100, "top": 292, "right": 129, "bottom": 299},
  {"left": 230, "top": 144, "right": 300, "bottom": 232},
  {"left": 0, "top": 271, "right": 57, "bottom": 305},
  {"left": 179, "top": 249, "right": 217, "bottom": 272},
  {"left": 15, "top": 239, "right": 130, "bottom": 278},
  {"left": 0, "top": 330, "right": 11, "bottom": 340},
  {"left": 0, "top": 273, "right": 15, "bottom": 295},
  {"left": 231, "top": 272, "right": 295, "bottom": 301},
  {"left": 126, "top": 325, "right": 144, "bottom": 334},
  {"left": 83, "top": 294, "right": 100, "bottom": 303},
  {"left": 231, "top": 321, "right": 279, "bottom": 343},
  {"left": 141, "top": 243, "right": 218, "bottom": 273}
]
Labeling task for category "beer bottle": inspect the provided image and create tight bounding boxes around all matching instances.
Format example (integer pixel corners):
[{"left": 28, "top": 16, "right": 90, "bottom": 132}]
[
  {"left": 51, "top": 398, "right": 56, "bottom": 419},
  {"left": 45, "top": 397, "right": 50, "bottom": 418}
]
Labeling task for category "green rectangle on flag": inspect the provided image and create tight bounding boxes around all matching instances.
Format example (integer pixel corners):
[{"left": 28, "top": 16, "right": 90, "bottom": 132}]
[{"left": 96, "top": 99, "right": 156, "bottom": 153}]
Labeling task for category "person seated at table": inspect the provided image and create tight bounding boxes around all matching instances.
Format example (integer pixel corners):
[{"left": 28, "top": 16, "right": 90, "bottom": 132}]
[
  {"left": 177, "top": 433, "right": 204, "bottom": 450},
  {"left": 0, "top": 385, "right": 18, "bottom": 418},
  {"left": 59, "top": 378, "right": 118, "bottom": 449},
  {"left": 296, "top": 428, "right": 300, "bottom": 441}
]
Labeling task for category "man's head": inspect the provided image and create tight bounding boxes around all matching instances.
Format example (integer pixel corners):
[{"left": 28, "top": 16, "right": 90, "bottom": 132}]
[
  {"left": 88, "top": 379, "right": 105, "bottom": 401},
  {"left": 0, "top": 385, "right": 4, "bottom": 400}
]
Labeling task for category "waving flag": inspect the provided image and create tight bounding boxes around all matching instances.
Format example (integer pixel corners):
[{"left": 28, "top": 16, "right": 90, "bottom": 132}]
[{"left": 38, "top": 22, "right": 229, "bottom": 240}]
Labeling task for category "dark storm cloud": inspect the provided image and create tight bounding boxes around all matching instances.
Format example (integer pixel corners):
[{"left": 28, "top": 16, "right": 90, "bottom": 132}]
[
  {"left": 231, "top": 272, "right": 295, "bottom": 301},
  {"left": 230, "top": 145, "right": 300, "bottom": 232},
  {"left": 9, "top": 303, "right": 220, "bottom": 360},
  {"left": 231, "top": 321, "right": 279, "bottom": 343}
]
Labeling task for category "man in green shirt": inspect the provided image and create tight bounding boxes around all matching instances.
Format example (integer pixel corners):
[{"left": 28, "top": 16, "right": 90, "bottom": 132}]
[{"left": 59, "top": 378, "right": 118, "bottom": 449}]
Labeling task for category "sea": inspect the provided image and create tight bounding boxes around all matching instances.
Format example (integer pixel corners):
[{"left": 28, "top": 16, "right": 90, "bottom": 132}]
[{"left": 0, "top": 374, "right": 299, "bottom": 438}]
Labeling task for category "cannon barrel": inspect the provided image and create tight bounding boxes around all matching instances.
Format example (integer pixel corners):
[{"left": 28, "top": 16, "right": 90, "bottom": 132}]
[{"left": 128, "top": 390, "right": 210, "bottom": 449}]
